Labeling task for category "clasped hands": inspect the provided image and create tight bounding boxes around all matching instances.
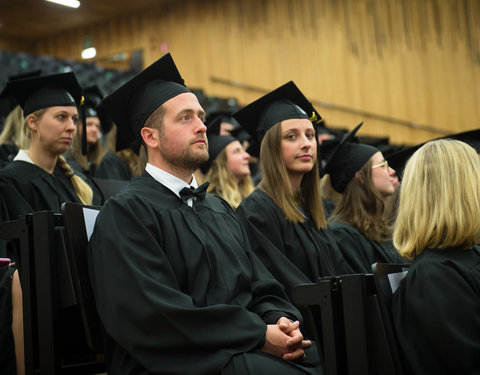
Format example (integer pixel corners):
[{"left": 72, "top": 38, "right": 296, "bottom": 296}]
[{"left": 261, "top": 317, "right": 311, "bottom": 362}]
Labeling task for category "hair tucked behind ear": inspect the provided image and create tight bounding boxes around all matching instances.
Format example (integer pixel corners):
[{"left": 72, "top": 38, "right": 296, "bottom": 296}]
[{"left": 56, "top": 155, "right": 93, "bottom": 205}]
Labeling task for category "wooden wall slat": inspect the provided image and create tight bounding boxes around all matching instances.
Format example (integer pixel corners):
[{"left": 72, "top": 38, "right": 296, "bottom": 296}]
[{"left": 13, "top": 0, "right": 477, "bottom": 145}]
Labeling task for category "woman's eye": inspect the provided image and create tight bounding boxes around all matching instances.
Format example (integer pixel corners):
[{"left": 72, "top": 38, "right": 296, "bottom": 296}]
[
  {"left": 57, "top": 114, "right": 66, "bottom": 120},
  {"left": 306, "top": 133, "right": 315, "bottom": 139}
]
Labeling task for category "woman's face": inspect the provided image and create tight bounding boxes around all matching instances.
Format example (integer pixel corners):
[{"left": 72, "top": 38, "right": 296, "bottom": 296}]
[
  {"left": 30, "top": 106, "right": 78, "bottom": 155},
  {"left": 370, "top": 151, "right": 396, "bottom": 197},
  {"left": 280, "top": 118, "right": 316, "bottom": 177},
  {"left": 85, "top": 117, "right": 101, "bottom": 146},
  {"left": 225, "top": 140, "right": 251, "bottom": 181}
]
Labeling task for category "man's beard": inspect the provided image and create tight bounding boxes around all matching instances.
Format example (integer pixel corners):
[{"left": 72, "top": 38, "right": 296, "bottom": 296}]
[{"left": 159, "top": 138, "right": 209, "bottom": 172}]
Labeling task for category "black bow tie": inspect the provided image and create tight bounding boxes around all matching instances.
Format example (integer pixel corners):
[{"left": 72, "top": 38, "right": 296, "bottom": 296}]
[{"left": 179, "top": 182, "right": 209, "bottom": 203}]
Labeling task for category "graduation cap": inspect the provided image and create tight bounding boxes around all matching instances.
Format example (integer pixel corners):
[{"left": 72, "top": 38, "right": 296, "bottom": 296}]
[
  {"left": 199, "top": 115, "right": 237, "bottom": 174},
  {"left": 0, "top": 70, "right": 43, "bottom": 118},
  {"left": 232, "top": 81, "right": 322, "bottom": 156},
  {"left": 6, "top": 72, "right": 83, "bottom": 116},
  {"left": 323, "top": 122, "right": 379, "bottom": 193},
  {"left": 82, "top": 85, "right": 113, "bottom": 134},
  {"left": 388, "top": 128, "right": 480, "bottom": 178},
  {"left": 100, "top": 53, "right": 190, "bottom": 151},
  {"left": 6, "top": 72, "right": 88, "bottom": 154}
]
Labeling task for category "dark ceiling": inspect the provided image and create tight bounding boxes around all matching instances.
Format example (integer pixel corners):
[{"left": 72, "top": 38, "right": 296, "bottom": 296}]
[{"left": 0, "top": 0, "right": 171, "bottom": 40}]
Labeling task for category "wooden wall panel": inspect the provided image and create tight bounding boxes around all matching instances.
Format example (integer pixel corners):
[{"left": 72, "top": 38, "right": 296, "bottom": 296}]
[{"left": 30, "top": 0, "right": 480, "bottom": 146}]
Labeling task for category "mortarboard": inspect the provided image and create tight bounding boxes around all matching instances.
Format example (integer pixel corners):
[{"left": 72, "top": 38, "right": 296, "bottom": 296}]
[
  {"left": 323, "top": 122, "right": 379, "bottom": 193},
  {"left": 1, "top": 70, "right": 43, "bottom": 118},
  {"left": 200, "top": 115, "right": 237, "bottom": 174},
  {"left": 82, "top": 85, "right": 114, "bottom": 134},
  {"left": 388, "top": 128, "right": 480, "bottom": 178},
  {"left": 232, "top": 81, "right": 322, "bottom": 157},
  {"left": 6, "top": 72, "right": 83, "bottom": 116},
  {"left": 100, "top": 53, "right": 190, "bottom": 151}
]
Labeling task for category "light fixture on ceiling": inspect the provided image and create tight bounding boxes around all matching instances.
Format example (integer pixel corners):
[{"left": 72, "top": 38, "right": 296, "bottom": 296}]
[
  {"left": 81, "top": 35, "right": 96, "bottom": 60},
  {"left": 45, "top": 0, "right": 80, "bottom": 9},
  {"left": 81, "top": 47, "right": 96, "bottom": 59}
]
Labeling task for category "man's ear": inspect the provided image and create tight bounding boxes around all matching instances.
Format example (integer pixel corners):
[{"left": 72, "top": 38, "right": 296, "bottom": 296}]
[
  {"left": 141, "top": 127, "right": 159, "bottom": 149},
  {"left": 354, "top": 171, "right": 365, "bottom": 185}
]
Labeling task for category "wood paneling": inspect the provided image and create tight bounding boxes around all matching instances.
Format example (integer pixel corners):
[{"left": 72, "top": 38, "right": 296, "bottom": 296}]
[{"left": 29, "top": 0, "right": 480, "bottom": 145}]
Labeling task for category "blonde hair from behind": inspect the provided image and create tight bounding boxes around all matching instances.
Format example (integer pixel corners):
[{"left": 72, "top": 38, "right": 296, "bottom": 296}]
[
  {"left": 393, "top": 139, "right": 480, "bottom": 259},
  {"left": 260, "top": 122, "right": 326, "bottom": 229},
  {"left": 205, "top": 147, "right": 254, "bottom": 208}
]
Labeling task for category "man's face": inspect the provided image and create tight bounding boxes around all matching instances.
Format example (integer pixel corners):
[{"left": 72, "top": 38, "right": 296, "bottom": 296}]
[{"left": 157, "top": 92, "right": 209, "bottom": 172}]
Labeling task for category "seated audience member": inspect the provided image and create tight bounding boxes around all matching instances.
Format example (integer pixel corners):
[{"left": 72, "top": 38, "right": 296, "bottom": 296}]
[
  {"left": 0, "top": 72, "right": 99, "bottom": 212},
  {"left": 234, "top": 82, "right": 351, "bottom": 299},
  {"left": 0, "top": 72, "right": 97, "bottom": 218},
  {"left": 325, "top": 122, "right": 404, "bottom": 273},
  {"left": 95, "top": 125, "right": 145, "bottom": 180},
  {"left": 392, "top": 139, "right": 480, "bottom": 375},
  {"left": 200, "top": 116, "right": 254, "bottom": 208},
  {"left": 0, "top": 106, "right": 25, "bottom": 168},
  {"left": 88, "top": 53, "right": 321, "bottom": 374},
  {"left": 66, "top": 85, "right": 104, "bottom": 178}
]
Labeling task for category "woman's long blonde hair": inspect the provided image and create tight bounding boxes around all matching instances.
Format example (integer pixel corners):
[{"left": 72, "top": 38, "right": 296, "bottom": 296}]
[
  {"left": 329, "top": 158, "right": 391, "bottom": 242},
  {"left": 25, "top": 109, "right": 93, "bottom": 205},
  {"left": 205, "top": 147, "right": 254, "bottom": 208},
  {"left": 260, "top": 122, "right": 326, "bottom": 229},
  {"left": 0, "top": 105, "right": 29, "bottom": 148},
  {"left": 393, "top": 139, "right": 480, "bottom": 259}
]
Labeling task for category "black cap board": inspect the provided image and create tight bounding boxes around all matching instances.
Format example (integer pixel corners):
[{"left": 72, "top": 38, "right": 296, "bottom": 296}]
[
  {"left": 323, "top": 122, "right": 379, "bottom": 193},
  {"left": 388, "top": 128, "right": 480, "bottom": 178},
  {"left": 6, "top": 72, "right": 83, "bottom": 116},
  {"left": 100, "top": 53, "right": 190, "bottom": 151},
  {"left": 232, "top": 81, "right": 322, "bottom": 155}
]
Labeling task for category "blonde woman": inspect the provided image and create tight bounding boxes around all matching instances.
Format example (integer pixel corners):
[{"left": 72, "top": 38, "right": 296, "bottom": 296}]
[
  {"left": 235, "top": 82, "right": 350, "bottom": 298},
  {"left": 392, "top": 139, "right": 480, "bottom": 375},
  {"left": 204, "top": 136, "right": 253, "bottom": 208},
  {"left": 325, "top": 122, "right": 404, "bottom": 273},
  {"left": 201, "top": 116, "right": 254, "bottom": 208},
  {"left": 0, "top": 72, "right": 96, "bottom": 218}
]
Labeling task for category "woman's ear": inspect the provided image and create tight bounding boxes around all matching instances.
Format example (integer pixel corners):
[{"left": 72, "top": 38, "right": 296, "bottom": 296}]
[
  {"left": 355, "top": 171, "right": 365, "bottom": 185},
  {"left": 26, "top": 114, "right": 38, "bottom": 131}
]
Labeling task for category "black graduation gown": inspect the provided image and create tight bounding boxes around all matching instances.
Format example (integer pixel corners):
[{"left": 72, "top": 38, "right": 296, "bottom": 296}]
[
  {"left": 0, "top": 144, "right": 18, "bottom": 168},
  {"left": 95, "top": 151, "right": 132, "bottom": 180},
  {"left": 328, "top": 221, "right": 405, "bottom": 273},
  {"left": 392, "top": 247, "right": 480, "bottom": 375},
  {"left": 88, "top": 172, "right": 321, "bottom": 375},
  {"left": 236, "top": 189, "right": 352, "bottom": 298},
  {"left": 0, "top": 160, "right": 85, "bottom": 216},
  {"left": 0, "top": 266, "right": 16, "bottom": 375}
]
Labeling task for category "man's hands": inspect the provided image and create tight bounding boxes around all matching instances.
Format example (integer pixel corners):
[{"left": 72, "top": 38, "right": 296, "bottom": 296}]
[{"left": 261, "top": 317, "right": 311, "bottom": 361}]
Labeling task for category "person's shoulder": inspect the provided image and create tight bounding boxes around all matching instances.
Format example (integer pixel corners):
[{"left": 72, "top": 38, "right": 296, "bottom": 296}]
[
  {"left": 0, "top": 160, "right": 39, "bottom": 180},
  {"left": 328, "top": 220, "right": 357, "bottom": 233},
  {"left": 238, "top": 188, "right": 274, "bottom": 210}
]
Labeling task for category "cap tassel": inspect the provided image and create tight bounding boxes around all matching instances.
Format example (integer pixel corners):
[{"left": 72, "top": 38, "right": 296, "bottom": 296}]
[{"left": 80, "top": 95, "right": 87, "bottom": 155}]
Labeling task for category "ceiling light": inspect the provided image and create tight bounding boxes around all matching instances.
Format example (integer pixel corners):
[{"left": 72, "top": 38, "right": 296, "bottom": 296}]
[
  {"left": 45, "top": 0, "right": 80, "bottom": 8},
  {"left": 81, "top": 47, "right": 96, "bottom": 60}
]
